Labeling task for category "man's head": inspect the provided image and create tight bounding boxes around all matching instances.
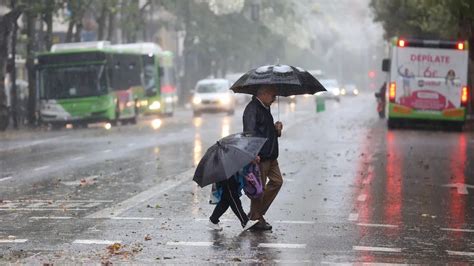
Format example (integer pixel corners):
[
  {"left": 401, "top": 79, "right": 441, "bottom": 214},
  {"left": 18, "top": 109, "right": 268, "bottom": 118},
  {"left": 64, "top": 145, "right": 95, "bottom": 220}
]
[{"left": 256, "top": 86, "right": 278, "bottom": 107}]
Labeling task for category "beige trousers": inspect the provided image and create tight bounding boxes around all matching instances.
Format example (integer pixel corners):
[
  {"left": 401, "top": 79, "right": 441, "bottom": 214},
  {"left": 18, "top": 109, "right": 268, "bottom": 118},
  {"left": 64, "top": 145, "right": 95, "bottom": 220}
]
[{"left": 249, "top": 159, "right": 283, "bottom": 221}]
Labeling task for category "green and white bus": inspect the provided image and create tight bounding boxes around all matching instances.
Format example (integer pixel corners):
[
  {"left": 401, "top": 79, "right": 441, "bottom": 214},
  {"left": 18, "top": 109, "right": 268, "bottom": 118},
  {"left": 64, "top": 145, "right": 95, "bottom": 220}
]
[
  {"left": 113, "top": 43, "right": 176, "bottom": 116},
  {"left": 37, "top": 41, "right": 145, "bottom": 128}
]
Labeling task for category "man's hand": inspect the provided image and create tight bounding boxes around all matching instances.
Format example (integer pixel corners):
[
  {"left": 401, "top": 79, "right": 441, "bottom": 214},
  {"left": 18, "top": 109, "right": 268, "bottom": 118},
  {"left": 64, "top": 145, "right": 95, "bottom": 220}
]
[{"left": 275, "top": 121, "right": 283, "bottom": 137}]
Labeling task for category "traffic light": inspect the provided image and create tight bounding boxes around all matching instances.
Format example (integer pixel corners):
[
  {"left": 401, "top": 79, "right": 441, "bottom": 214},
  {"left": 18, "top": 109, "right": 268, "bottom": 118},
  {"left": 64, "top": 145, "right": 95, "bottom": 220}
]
[{"left": 368, "top": 70, "right": 376, "bottom": 79}]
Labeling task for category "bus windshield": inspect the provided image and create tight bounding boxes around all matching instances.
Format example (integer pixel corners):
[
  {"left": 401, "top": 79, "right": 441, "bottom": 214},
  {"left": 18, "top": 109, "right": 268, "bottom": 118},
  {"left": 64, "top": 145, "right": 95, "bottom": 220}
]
[{"left": 40, "top": 65, "right": 107, "bottom": 99}]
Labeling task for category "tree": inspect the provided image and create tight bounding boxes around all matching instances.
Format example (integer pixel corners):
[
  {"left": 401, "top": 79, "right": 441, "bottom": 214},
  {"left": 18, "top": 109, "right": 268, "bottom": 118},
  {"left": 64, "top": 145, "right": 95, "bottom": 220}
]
[{"left": 0, "top": 6, "right": 23, "bottom": 131}]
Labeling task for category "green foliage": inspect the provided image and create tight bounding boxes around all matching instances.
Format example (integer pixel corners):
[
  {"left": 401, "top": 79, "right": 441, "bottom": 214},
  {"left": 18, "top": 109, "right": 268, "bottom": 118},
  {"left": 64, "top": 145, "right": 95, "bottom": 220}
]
[{"left": 370, "top": 0, "right": 473, "bottom": 40}]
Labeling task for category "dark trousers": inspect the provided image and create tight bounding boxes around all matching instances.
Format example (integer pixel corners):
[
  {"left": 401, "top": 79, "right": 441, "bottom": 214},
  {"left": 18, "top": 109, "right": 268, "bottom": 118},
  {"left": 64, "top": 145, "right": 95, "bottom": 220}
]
[{"left": 210, "top": 177, "right": 249, "bottom": 227}]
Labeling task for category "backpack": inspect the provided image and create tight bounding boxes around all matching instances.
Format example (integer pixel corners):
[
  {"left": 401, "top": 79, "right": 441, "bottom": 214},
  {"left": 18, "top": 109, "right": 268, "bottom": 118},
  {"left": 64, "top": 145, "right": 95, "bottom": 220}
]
[{"left": 243, "top": 164, "right": 263, "bottom": 199}]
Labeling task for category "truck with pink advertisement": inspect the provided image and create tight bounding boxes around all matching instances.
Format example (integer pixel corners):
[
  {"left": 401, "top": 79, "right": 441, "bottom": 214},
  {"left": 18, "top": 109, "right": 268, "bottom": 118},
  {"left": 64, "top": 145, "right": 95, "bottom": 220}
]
[{"left": 382, "top": 37, "right": 469, "bottom": 129}]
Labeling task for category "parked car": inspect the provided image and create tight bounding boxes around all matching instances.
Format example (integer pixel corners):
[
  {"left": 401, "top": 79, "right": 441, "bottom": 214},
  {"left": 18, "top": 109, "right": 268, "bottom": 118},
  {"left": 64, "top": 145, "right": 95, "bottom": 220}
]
[
  {"left": 341, "top": 83, "right": 359, "bottom": 96},
  {"left": 319, "top": 79, "right": 341, "bottom": 101},
  {"left": 191, "top": 79, "right": 236, "bottom": 116}
]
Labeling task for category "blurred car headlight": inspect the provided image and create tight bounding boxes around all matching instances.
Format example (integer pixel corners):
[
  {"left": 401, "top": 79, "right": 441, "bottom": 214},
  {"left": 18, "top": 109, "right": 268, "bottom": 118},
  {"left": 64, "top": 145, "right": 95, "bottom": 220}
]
[
  {"left": 289, "top": 95, "right": 296, "bottom": 99},
  {"left": 340, "top": 88, "right": 346, "bottom": 95},
  {"left": 192, "top": 96, "right": 202, "bottom": 105},
  {"left": 220, "top": 95, "right": 231, "bottom": 105},
  {"left": 353, "top": 89, "right": 359, "bottom": 95},
  {"left": 149, "top": 101, "right": 161, "bottom": 110},
  {"left": 333, "top": 88, "right": 340, "bottom": 96},
  {"left": 165, "top": 97, "right": 173, "bottom": 103}
]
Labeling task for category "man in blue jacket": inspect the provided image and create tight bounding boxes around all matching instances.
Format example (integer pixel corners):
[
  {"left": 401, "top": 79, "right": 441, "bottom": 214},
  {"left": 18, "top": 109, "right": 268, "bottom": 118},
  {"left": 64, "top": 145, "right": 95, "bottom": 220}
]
[{"left": 243, "top": 85, "right": 283, "bottom": 231}]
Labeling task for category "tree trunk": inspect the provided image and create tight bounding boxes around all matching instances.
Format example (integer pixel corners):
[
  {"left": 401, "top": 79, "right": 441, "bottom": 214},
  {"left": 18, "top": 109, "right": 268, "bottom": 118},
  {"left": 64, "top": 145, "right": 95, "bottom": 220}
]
[
  {"left": 44, "top": 0, "right": 54, "bottom": 51},
  {"left": 26, "top": 9, "right": 37, "bottom": 126},
  {"left": 74, "top": 21, "right": 83, "bottom": 42},
  {"left": 66, "top": 20, "right": 75, "bottom": 42},
  {"left": 97, "top": 2, "right": 108, "bottom": 40},
  {"left": 0, "top": 7, "right": 23, "bottom": 131},
  {"left": 10, "top": 0, "right": 18, "bottom": 129},
  {"left": 107, "top": 11, "right": 116, "bottom": 42}
]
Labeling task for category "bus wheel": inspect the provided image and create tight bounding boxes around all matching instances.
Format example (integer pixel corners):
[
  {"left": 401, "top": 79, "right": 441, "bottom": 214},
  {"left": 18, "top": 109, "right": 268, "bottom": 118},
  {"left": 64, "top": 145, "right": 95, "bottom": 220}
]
[
  {"left": 130, "top": 103, "right": 138, "bottom": 124},
  {"left": 387, "top": 119, "right": 398, "bottom": 129},
  {"left": 73, "top": 122, "right": 88, "bottom": 129},
  {"left": 111, "top": 107, "right": 120, "bottom": 126},
  {"left": 50, "top": 123, "right": 64, "bottom": 130}
]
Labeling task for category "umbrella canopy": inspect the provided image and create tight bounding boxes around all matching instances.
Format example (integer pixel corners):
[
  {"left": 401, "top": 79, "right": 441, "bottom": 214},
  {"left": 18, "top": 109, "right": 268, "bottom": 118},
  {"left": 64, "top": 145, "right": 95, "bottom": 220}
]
[
  {"left": 193, "top": 133, "right": 267, "bottom": 188},
  {"left": 230, "top": 64, "right": 326, "bottom": 96}
]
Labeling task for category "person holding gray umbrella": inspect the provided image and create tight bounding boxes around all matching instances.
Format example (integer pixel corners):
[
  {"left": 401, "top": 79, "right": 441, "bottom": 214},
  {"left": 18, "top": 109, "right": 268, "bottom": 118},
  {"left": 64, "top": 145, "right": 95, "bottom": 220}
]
[
  {"left": 193, "top": 132, "right": 266, "bottom": 231},
  {"left": 232, "top": 64, "right": 326, "bottom": 231}
]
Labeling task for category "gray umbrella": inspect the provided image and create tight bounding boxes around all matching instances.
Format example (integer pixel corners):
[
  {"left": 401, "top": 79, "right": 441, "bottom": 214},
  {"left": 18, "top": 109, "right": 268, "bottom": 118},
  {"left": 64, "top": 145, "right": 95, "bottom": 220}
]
[{"left": 193, "top": 132, "right": 267, "bottom": 188}]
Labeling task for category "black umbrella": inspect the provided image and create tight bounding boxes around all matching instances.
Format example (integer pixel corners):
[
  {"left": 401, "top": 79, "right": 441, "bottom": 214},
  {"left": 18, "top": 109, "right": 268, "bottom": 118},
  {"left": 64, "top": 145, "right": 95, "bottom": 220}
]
[
  {"left": 193, "top": 133, "right": 267, "bottom": 188},
  {"left": 230, "top": 64, "right": 326, "bottom": 96}
]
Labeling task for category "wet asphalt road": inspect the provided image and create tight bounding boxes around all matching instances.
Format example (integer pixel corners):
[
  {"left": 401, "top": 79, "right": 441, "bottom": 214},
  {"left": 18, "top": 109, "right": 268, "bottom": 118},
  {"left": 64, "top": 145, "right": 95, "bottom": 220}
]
[{"left": 1, "top": 93, "right": 474, "bottom": 264}]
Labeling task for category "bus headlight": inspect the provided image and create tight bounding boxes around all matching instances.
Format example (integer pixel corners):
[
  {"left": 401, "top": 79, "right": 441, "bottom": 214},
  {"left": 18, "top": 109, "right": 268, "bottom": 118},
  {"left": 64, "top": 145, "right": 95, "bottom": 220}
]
[
  {"left": 192, "top": 96, "right": 202, "bottom": 105},
  {"left": 149, "top": 101, "right": 161, "bottom": 110}
]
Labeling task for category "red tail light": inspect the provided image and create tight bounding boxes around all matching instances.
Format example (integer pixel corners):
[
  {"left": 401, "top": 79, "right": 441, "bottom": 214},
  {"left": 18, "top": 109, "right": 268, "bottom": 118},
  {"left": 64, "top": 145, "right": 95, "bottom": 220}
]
[
  {"left": 389, "top": 82, "right": 396, "bottom": 102},
  {"left": 161, "top": 85, "right": 176, "bottom": 94},
  {"left": 457, "top": 42, "right": 465, "bottom": 50},
  {"left": 461, "top": 86, "right": 468, "bottom": 106},
  {"left": 398, "top": 39, "right": 406, "bottom": 47}
]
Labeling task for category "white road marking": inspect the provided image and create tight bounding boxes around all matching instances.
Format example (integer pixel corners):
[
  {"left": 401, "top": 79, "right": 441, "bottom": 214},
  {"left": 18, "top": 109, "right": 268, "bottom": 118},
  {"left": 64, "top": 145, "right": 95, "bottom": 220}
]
[
  {"left": 447, "top": 250, "right": 474, "bottom": 256},
  {"left": 71, "top": 156, "right": 84, "bottom": 161},
  {"left": 73, "top": 239, "right": 121, "bottom": 245},
  {"left": 274, "top": 220, "right": 315, "bottom": 224},
  {"left": 103, "top": 149, "right": 112, "bottom": 153},
  {"left": 110, "top": 217, "right": 155, "bottom": 220},
  {"left": 166, "top": 241, "right": 213, "bottom": 247},
  {"left": 357, "top": 223, "right": 398, "bottom": 228},
  {"left": 0, "top": 239, "right": 28, "bottom": 243},
  {"left": 34, "top": 165, "right": 50, "bottom": 171},
  {"left": 284, "top": 178, "right": 294, "bottom": 182},
  {"left": 441, "top": 228, "right": 474, "bottom": 233},
  {"left": 0, "top": 199, "right": 112, "bottom": 211},
  {"left": 30, "top": 216, "right": 73, "bottom": 220},
  {"left": 196, "top": 218, "right": 314, "bottom": 225},
  {"left": 322, "top": 263, "right": 408, "bottom": 266},
  {"left": 348, "top": 213, "right": 359, "bottom": 221},
  {"left": 258, "top": 243, "right": 306, "bottom": 249},
  {"left": 0, "top": 176, "right": 12, "bottom": 182},
  {"left": 0, "top": 208, "right": 87, "bottom": 211},
  {"left": 443, "top": 183, "right": 474, "bottom": 195},
  {"left": 0, "top": 136, "right": 67, "bottom": 152},
  {"left": 353, "top": 246, "right": 401, "bottom": 252},
  {"left": 357, "top": 194, "right": 367, "bottom": 202},
  {"left": 274, "top": 260, "right": 312, "bottom": 264},
  {"left": 86, "top": 168, "right": 194, "bottom": 218}
]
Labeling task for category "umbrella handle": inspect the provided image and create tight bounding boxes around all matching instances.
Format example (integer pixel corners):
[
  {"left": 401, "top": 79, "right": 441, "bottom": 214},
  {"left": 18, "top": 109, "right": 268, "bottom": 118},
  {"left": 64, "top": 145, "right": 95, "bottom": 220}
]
[{"left": 277, "top": 96, "right": 280, "bottom": 121}]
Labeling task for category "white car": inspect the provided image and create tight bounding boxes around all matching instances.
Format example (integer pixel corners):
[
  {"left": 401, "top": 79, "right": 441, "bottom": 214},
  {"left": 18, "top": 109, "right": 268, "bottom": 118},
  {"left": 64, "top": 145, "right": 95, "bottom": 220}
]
[
  {"left": 341, "top": 84, "right": 359, "bottom": 96},
  {"left": 319, "top": 79, "right": 341, "bottom": 101},
  {"left": 192, "top": 79, "right": 236, "bottom": 116}
]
